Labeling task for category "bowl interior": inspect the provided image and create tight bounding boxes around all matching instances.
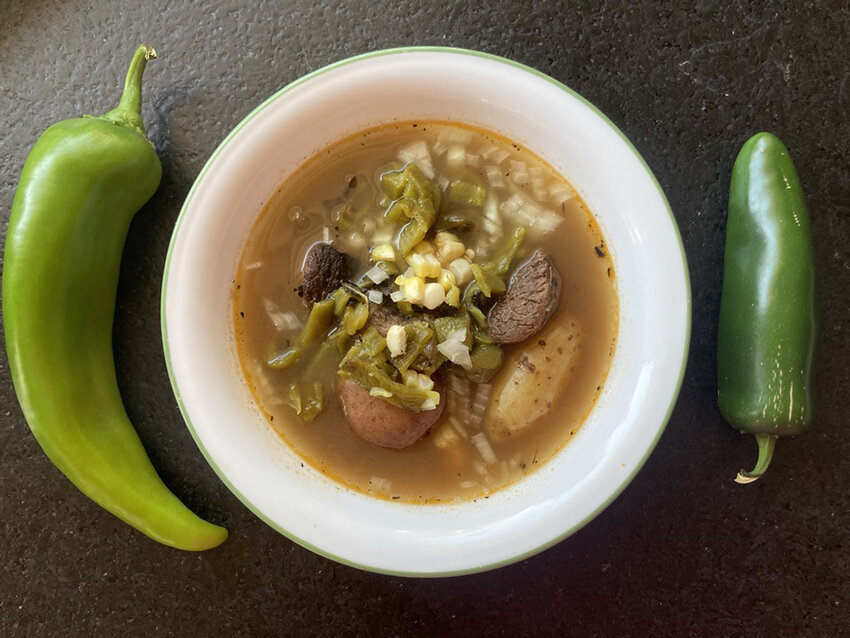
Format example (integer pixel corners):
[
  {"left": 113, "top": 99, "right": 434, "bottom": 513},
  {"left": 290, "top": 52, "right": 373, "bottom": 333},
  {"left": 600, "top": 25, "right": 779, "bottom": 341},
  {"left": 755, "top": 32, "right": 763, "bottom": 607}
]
[{"left": 162, "top": 48, "right": 690, "bottom": 576}]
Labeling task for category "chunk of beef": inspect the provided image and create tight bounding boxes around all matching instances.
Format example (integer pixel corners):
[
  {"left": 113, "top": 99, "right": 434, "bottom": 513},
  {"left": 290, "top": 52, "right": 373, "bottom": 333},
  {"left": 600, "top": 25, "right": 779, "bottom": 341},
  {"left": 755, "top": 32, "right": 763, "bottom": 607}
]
[
  {"left": 301, "top": 243, "right": 349, "bottom": 305},
  {"left": 487, "top": 249, "right": 561, "bottom": 344},
  {"left": 338, "top": 376, "right": 446, "bottom": 449},
  {"left": 367, "top": 306, "right": 412, "bottom": 337}
]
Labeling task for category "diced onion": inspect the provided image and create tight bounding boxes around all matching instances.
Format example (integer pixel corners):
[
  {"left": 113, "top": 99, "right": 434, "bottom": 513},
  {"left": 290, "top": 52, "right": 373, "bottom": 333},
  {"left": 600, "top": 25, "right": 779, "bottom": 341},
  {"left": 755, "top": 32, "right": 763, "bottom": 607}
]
[
  {"left": 509, "top": 160, "right": 529, "bottom": 185},
  {"left": 469, "top": 383, "right": 491, "bottom": 426},
  {"left": 447, "top": 328, "right": 467, "bottom": 342},
  {"left": 367, "top": 289, "right": 384, "bottom": 304},
  {"left": 439, "top": 126, "right": 474, "bottom": 144},
  {"left": 398, "top": 140, "right": 435, "bottom": 179},
  {"left": 369, "top": 476, "right": 392, "bottom": 491},
  {"left": 472, "top": 432, "right": 498, "bottom": 465},
  {"left": 485, "top": 165, "right": 505, "bottom": 189},
  {"left": 491, "top": 149, "right": 510, "bottom": 164},
  {"left": 365, "top": 264, "right": 390, "bottom": 284},
  {"left": 437, "top": 337, "right": 472, "bottom": 369},
  {"left": 390, "top": 290, "right": 405, "bottom": 303},
  {"left": 446, "top": 145, "right": 466, "bottom": 167},
  {"left": 481, "top": 146, "right": 500, "bottom": 160},
  {"left": 262, "top": 298, "right": 302, "bottom": 332},
  {"left": 550, "top": 182, "right": 576, "bottom": 205}
]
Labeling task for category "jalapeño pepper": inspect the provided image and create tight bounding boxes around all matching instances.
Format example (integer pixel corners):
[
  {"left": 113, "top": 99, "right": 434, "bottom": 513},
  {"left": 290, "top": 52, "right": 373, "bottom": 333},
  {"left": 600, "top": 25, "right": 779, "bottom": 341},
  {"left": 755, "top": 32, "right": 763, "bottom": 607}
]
[{"left": 717, "top": 132, "right": 816, "bottom": 483}]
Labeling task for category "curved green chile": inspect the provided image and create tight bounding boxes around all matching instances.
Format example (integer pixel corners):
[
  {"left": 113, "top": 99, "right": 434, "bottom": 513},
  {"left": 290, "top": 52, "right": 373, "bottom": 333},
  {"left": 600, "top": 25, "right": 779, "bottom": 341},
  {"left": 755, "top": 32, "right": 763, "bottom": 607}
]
[
  {"left": 2, "top": 46, "right": 227, "bottom": 549},
  {"left": 717, "top": 132, "right": 816, "bottom": 483}
]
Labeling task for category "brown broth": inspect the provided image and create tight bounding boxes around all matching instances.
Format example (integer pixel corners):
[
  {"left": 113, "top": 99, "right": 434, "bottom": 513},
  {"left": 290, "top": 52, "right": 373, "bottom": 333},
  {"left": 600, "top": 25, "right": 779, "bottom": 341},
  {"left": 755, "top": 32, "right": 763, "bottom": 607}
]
[{"left": 233, "top": 121, "right": 618, "bottom": 503}]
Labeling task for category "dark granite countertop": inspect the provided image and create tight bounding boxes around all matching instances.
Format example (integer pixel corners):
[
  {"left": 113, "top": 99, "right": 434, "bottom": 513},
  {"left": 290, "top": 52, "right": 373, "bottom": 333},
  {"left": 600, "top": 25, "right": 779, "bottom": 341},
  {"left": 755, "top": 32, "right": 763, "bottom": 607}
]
[{"left": 1, "top": 1, "right": 848, "bottom": 636}]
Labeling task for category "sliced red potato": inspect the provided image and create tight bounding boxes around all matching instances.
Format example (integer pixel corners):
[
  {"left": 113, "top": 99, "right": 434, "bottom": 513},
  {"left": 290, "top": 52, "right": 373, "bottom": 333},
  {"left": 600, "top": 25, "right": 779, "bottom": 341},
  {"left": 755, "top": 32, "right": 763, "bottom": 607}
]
[{"left": 339, "top": 376, "right": 446, "bottom": 449}]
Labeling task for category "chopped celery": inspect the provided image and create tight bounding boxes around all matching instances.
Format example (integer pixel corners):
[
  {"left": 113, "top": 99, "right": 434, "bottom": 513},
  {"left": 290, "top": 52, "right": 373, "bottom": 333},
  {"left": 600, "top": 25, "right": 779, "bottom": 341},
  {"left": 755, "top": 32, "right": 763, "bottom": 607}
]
[
  {"left": 466, "top": 301, "right": 488, "bottom": 329},
  {"left": 412, "top": 337, "right": 445, "bottom": 376},
  {"left": 305, "top": 339, "right": 343, "bottom": 376},
  {"left": 446, "top": 180, "right": 486, "bottom": 208},
  {"left": 470, "top": 264, "right": 492, "bottom": 297},
  {"left": 433, "top": 313, "right": 472, "bottom": 347},
  {"left": 267, "top": 298, "right": 334, "bottom": 369},
  {"left": 301, "top": 298, "right": 335, "bottom": 345},
  {"left": 285, "top": 381, "right": 324, "bottom": 423},
  {"left": 268, "top": 347, "right": 300, "bottom": 370},
  {"left": 331, "top": 287, "right": 352, "bottom": 316},
  {"left": 486, "top": 226, "right": 526, "bottom": 276},
  {"left": 381, "top": 163, "right": 440, "bottom": 257},
  {"left": 445, "top": 285, "right": 461, "bottom": 307},
  {"left": 473, "top": 324, "right": 495, "bottom": 345},
  {"left": 341, "top": 301, "right": 370, "bottom": 335},
  {"left": 359, "top": 327, "right": 387, "bottom": 358},
  {"left": 380, "top": 169, "right": 408, "bottom": 200},
  {"left": 470, "top": 263, "right": 506, "bottom": 298},
  {"left": 467, "top": 343, "right": 504, "bottom": 383}
]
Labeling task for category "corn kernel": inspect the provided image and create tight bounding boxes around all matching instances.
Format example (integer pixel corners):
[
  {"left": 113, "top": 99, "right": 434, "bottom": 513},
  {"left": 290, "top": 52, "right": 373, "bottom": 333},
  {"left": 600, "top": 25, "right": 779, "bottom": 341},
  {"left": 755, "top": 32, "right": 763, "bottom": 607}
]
[
  {"left": 407, "top": 253, "right": 429, "bottom": 278},
  {"left": 386, "top": 324, "right": 407, "bottom": 357},
  {"left": 412, "top": 240, "right": 435, "bottom": 255},
  {"left": 423, "top": 282, "right": 445, "bottom": 309},
  {"left": 438, "top": 269, "right": 457, "bottom": 291},
  {"left": 434, "top": 231, "right": 459, "bottom": 247},
  {"left": 424, "top": 254, "right": 442, "bottom": 278},
  {"left": 371, "top": 243, "right": 396, "bottom": 262},
  {"left": 448, "top": 258, "right": 473, "bottom": 286},
  {"left": 435, "top": 236, "right": 466, "bottom": 266},
  {"left": 403, "top": 276, "right": 425, "bottom": 304},
  {"left": 445, "top": 285, "right": 461, "bottom": 307},
  {"left": 465, "top": 248, "right": 475, "bottom": 261}
]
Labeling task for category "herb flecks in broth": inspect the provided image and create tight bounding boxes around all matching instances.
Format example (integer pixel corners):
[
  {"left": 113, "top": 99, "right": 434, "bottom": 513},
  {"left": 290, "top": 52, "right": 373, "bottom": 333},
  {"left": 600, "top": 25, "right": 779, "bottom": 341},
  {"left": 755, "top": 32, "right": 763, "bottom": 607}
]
[{"left": 234, "top": 121, "right": 618, "bottom": 503}]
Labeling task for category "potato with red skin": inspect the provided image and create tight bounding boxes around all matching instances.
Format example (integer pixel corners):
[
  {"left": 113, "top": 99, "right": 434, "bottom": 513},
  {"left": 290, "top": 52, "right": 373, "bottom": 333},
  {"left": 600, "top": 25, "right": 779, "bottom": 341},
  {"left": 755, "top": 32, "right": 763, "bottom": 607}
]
[{"left": 339, "top": 376, "right": 445, "bottom": 449}]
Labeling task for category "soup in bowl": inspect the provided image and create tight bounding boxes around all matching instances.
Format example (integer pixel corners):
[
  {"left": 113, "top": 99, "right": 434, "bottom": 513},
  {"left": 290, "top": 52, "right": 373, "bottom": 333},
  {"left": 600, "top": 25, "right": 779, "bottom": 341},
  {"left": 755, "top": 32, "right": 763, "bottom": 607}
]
[{"left": 162, "top": 48, "right": 690, "bottom": 575}]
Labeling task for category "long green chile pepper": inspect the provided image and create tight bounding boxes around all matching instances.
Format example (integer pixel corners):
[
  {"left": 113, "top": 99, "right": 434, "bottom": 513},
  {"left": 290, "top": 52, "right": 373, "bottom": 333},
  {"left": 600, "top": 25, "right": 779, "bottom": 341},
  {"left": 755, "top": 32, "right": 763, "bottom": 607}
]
[
  {"left": 2, "top": 46, "right": 227, "bottom": 549},
  {"left": 717, "top": 132, "right": 816, "bottom": 483}
]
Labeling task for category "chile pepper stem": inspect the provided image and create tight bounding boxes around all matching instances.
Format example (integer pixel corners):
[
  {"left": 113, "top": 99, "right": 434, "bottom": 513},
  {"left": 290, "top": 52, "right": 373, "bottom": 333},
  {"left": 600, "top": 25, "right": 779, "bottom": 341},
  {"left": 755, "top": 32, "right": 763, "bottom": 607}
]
[
  {"left": 735, "top": 434, "right": 777, "bottom": 484},
  {"left": 101, "top": 45, "right": 157, "bottom": 136}
]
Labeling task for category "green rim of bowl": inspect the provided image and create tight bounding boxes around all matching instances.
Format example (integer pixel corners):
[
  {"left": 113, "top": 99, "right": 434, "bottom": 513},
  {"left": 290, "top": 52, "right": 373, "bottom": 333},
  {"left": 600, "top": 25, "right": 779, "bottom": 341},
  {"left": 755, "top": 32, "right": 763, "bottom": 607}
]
[{"left": 160, "top": 45, "right": 693, "bottom": 578}]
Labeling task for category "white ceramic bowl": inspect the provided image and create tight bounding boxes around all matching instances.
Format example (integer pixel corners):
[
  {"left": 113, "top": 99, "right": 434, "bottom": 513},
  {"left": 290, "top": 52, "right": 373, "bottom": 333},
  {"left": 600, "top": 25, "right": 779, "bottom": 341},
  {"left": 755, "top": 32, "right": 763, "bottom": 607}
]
[{"left": 162, "top": 48, "right": 691, "bottom": 576}]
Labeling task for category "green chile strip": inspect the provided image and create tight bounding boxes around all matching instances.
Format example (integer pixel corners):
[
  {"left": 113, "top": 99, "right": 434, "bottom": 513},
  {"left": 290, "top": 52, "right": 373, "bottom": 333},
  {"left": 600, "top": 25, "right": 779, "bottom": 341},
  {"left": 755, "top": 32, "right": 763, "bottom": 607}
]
[
  {"left": 2, "top": 46, "right": 227, "bottom": 549},
  {"left": 717, "top": 132, "right": 816, "bottom": 483}
]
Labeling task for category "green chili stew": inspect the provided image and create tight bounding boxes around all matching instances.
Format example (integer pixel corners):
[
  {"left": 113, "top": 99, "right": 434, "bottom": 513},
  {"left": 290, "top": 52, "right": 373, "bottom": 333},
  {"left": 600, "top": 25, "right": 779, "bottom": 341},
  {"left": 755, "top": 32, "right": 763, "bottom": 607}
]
[
  {"left": 2, "top": 46, "right": 227, "bottom": 549},
  {"left": 717, "top": 132, "right": 817, "bottom": 483}
]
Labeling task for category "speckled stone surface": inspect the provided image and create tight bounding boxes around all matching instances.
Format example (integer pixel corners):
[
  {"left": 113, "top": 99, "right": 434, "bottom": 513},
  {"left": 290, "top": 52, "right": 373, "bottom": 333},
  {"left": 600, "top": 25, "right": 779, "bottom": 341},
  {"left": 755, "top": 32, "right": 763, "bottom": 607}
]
[{"left": 1, "top": 1, "right": 849, "bottom": 636}]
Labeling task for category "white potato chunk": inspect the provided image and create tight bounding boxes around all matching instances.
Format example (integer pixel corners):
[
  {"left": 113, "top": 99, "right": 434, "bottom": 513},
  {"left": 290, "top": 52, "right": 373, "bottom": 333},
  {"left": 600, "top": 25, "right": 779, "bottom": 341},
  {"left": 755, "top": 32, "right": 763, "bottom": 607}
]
[{"left": 487, "top": 320, "right": 581, "bottom": 441}]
